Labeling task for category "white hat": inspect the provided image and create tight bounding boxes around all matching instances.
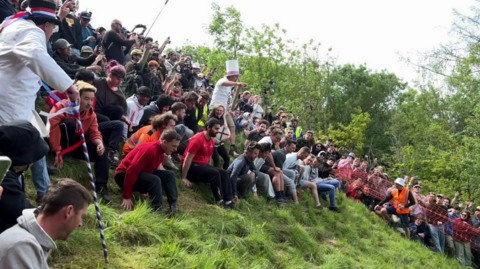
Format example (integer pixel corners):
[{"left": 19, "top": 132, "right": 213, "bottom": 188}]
[
  {"left": 192, "top": 62, "right": 200, "bottom": 69},
  {"left": 226, "top": 60, "right": 240, "bottom": 76},
  {"left": 394, "top": 178, "right": 405, "bottom": 187}
]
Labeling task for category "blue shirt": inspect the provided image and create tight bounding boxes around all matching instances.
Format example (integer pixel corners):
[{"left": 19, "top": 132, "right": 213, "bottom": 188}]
[
  {"left": 446, "top": 213, "right": 459, "bottom": 235},
  {"left": 227, "top": 154, "right": 257, "bottom": 196},
  {"left": 81, "top": 26, "right": 96, "bottom": 49}
]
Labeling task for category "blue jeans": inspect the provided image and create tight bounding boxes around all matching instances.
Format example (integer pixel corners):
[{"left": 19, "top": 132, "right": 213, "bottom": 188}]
[
  {"left": 316, "top": 179, "right": 340, "bottom": 207},
  {"left": 30, "top": 156, "right": 50, "bottom": 196},
  {"left": 428, "top": 224, "right": 445, "bottom": 254}
]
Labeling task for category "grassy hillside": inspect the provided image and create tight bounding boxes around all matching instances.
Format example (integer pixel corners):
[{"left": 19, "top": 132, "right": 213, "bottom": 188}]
[{"left": 23, "top": 158, "right": 463, "bottom": 269}]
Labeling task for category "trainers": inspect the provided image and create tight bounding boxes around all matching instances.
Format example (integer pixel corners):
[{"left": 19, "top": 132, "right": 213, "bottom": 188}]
[
  {"left": 223, "top": 201, "right": 235, "bottom": 210},
  {"left": 108, "top": 150, "right": 119, "bottom": 166},
  {"left": 229, "top": 146, "right": 240, "bottom": 157},
  {"left": 169, "top": 203, "right": 179, "bottom": 214},
  {"left": 164, "top": 160, "right": 179, "bottom": 170},
  {"left": 315, "top": 204, "right": 324, "bottom": 210},
  {"left": 99, "top": 187, "right": 111, "bottom": 203},
  {"left": 328, "top": 206, "right": 342, "bottom": 213}
]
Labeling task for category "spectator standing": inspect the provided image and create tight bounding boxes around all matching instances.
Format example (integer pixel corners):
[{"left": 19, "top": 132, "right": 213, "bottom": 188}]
[
  {"left": 0, "top": 179, "right": 91, "bottom": 269},
  {"left": 252, "top": 96, "right": 264, "bottom": 119},
  {"left": 103, "top": 19, "right": 137, "bottom": 64},
  {"left": 210, "top": 60, "right": 247, "bottom": 157},
  {"left": 79, "top": 10, "right": 97, "bottom": 49},
  {"left": 0, "top": 0, "right": 79, "bottom": 203},
  {"left": 59, "top": 0, "right": 82, "bottom": 55},
  {"left": 422, "top": 192, "right": 448, "bottom": 254},
  {"left": 289, "top": 118, "right": 303, "bottom": 141},
  {"left": 208, "top": 104, "right": 230, "bottom": 170},
  {"left": 453, "top": 210, "right": 473, "bottom": 266},
  {"left": 0, "top": 120, "right": 48, "bottom": 233}
]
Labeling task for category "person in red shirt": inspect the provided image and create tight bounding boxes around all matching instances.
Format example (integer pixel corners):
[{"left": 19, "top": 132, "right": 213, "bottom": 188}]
[
  {"left": 181, "top": 118, "right": 234, "bottom": 209},
  {"left": 115, "top": 129, "right": 181, "bottom": 213}
]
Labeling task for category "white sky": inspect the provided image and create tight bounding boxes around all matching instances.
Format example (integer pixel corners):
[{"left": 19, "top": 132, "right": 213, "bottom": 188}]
[{"left": 78, "top": 0, "right": 474, "bottom": 84}]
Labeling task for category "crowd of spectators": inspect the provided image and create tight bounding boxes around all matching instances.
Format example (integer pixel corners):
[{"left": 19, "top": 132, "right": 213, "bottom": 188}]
[{"left": 0, "top": 0, "right": 479, "bottom": 268}]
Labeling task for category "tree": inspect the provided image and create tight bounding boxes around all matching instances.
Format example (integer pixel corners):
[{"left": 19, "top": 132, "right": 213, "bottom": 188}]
[{"left": 208, "top": 3, "right": 244, "bottom": 59}]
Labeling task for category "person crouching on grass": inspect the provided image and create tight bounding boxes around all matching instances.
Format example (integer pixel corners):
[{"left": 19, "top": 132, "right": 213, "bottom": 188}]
[{"left": 115, "top": 129, "right": 181, "bottom": 214}]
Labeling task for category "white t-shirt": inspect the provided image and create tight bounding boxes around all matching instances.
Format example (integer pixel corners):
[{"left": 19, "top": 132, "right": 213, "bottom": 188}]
[
  {"left": 253, "top": 104, "right": 264, "bottom": 119},
  {"left": 209, "top": 77, "right": 231, "bottom": 110},
  {"left": 283, "top": 153, "right": 299, "bottom": 170}
]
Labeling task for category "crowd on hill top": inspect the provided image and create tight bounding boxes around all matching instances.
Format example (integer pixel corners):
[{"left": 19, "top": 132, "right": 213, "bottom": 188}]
[{"left": 0, "top": 0, "right": 479, "bottom": 268}]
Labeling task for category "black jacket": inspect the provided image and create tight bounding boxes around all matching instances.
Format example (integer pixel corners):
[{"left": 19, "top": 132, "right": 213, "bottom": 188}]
[
  {"left": 104, "top": 30, "right": 136, "bottom": 65},
  {"left": 53, "top": 51, "right": 96, "bottom": 79},
  {"left": 0, "top": 170, "right": 34, "bottom": 233},
  {"left": 0, "top": 0, "right": 16, "bottom": 23},
  {"left": 319, "top": 162, "right": 334, "bottom": 179},
  {"left": 60, "top": 14, "right": 83, "bottom": 50}
]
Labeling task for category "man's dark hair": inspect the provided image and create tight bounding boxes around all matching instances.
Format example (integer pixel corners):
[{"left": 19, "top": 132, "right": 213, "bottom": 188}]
[
  {"left": 145, "top": 37, "right": 154, "bottom": 44},
  {"left": 299, "top": 146, "right": 311, "bottom": 154},
  {"left": 306, "top": 130, "right": 314, "bottom": 135},
  {"left": 271, "top": 128, "right": 284, "bottom": 136},
  {"left": 285, "top": 140, "right": 296, "bottom": 147},
  {"left": 246, "top": 141, "right": 261, "bottom": 151},
  {"left": 96, "top": 27, "right": 106, "bottom": 34},
  {"left": 287, "top": 127, "right": 295, "bottom": 131},
  {"left": 259, "top": 143, "right": 271, "bottom": 153},
  {"left": 171, "top": 102, "right": 187, "bottom": 114},
  {"left": 272, "top": 120, "right": 281, "bottom": 125},
  {"left": 259, "top": 119, "right": 269, "bottom": 127},
  {"left": 40, "top": 179, "right": 91, "bottom": 217},
  {"left": 75, "top": 69, "right": 95, "bottom": 83},
  {"left": 205, "top": 118, "right": 220, "bottom": 129},
  {"left": 199, "top": 92, "right": 210, "bottom": 101},
  {"left": 161, "top": 129, "right": 181, "bottom": 142},
  {"left": 151, "top": 113, "right": 177, "bottom": 128},
  {"left": 327, "top": 157, "right": 337, "bottom": 162},
  {"left": 183, "top": 91, "right": 198, "bottom": 102},
  {"left": 291, "top": 118, "right": 298, "bottom": 123}
]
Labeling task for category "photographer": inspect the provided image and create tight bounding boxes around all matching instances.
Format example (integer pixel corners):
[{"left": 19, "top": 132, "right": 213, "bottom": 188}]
[{"left": 104, "top": 19, "right": 138, "bottom": 64}]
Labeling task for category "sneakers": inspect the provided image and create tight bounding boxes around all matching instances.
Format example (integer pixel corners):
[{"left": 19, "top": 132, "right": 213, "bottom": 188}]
[
  {"left": 164, "top": 160, "right": 179, "bottom": 171},
  {"left": 328, "top": 206, "right": 342, "bottom": 213},
  {"left": 223, "top": 201, "right": 235, "bottom": 210},
  {"left": 98, "top": 187, "right": 111, "bottom": 203},
  {"left": 229, "top": 146, "right": 240, "bottom": 157},
  {"left": 108, "top": 149, "right": 119, "bottom": 166},
  {"left": 315, "top": 204, "right": 324, "bottom": 210}
]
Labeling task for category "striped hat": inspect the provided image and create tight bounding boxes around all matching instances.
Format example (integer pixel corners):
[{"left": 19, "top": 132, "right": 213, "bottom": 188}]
[{"left": 26, "top": 0, "right": 61, "bottom": 25}]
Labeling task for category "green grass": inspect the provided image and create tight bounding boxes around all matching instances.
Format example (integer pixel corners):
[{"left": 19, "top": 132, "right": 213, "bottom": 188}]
[{"left": 22, "top": 126, "right": 463, "bottom": 268}]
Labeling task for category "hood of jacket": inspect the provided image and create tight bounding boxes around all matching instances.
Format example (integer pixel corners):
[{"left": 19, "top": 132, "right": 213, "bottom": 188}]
[
  {"left": 127, "top": 95, "right": 143, "bottom": 109},
  {"left": 18, "top": 209, "right": 56, "bottom": 250}
]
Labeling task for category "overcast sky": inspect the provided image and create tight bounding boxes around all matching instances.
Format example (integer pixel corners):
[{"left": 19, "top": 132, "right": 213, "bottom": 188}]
[{"left": 78, "top": 0, "right": 474, "bottom": 84}]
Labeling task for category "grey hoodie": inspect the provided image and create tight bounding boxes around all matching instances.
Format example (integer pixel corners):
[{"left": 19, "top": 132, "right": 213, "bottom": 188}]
[{"left": 0, "top": 209, "right": 56, "bottom": 269}]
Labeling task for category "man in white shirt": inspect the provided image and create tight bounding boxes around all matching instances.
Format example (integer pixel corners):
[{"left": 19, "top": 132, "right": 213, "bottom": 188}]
[
  {"left": 0, "top": 0, "right": 79, "bottom": 202},
  {"left": 124, "top": 86, "right": 151, "bottom": 138},
  {"left": 210, "top": 60, "right": 247, "bottom": 157}
]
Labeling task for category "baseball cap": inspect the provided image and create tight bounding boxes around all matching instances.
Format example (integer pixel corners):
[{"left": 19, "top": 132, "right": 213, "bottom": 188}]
[
  {"left": 80, "top": 11, "right": 92, "bottom": 20},
  {"left": 81, "top": 46, "right": 94, "bottom": 54},
  {"left": 475, "top": 206, "right": 480, "bottom": 212},
  {"left": 168, "top": 50, "right": 178, "bottom": 56},
  {"left": 327, "top": 137, "right": 333, "bottom": 141},
  {"left": 348, "top": 152, "right": 355, "bottom": 158},
  {"left": 54, "top": 39, "right": 73, "bottom": 50},
  {"left": 413, "top": 184, "right": 421, "bottom": 188},
  {"left": 437, "top": 194, "right": 444, "bottom": 198}
]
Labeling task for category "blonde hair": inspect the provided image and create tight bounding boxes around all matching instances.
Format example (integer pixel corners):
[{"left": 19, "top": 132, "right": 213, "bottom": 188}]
[{"left": 208, "top": 104, "right": 226, "bottom": 118}]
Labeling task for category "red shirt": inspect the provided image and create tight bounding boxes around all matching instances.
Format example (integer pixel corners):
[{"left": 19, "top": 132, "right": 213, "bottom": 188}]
[
  {"left": 115, "top": 141, "right": 165, "bottom": 199},
  {"left": 182, "top": 131, "right": 214, "bottom": 166}
]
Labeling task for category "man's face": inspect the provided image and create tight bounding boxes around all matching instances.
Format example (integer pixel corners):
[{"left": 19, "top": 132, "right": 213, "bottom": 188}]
[
  {"left": 198, "top": 97, "right": 208, "bottom": 108},
  {"left": 80, "top": 17, "right": 90, "bottom": 28},
  {"left": 277, "top": 109, "right": 283, "bottom": 116},
  {"left": 326, "top": 159, "right": 334, "bottom": 166},
  {"left": 258, "top": 151, "right": 268, "bottom": 159},
  {"left": 286, "top": 130, "right": 293, "bottom": 138},
  {"left": 305, "top": 133, "right": 313, "bottom": 140},
  {"left": 304, "top": 156, "right": 314, "bottom": 165},
  {"left": 81, "top": 52, "right": 93, "bottom": 58},
  {"left": 59, "top": 47, "right": 71, "bottom": 58},
  {"left": 42, "top": 22, "right": 57, "bottom": 41},
  {"left": 414, "top": 186, "right": 421, "bottom": 194},
  {"left": 113, "top": 21, "right": 123, "bottom": 33},
  {"left": 79, "top": 91, "right": 95, "bottom": 111},
  {"left": 415, "top": 218, "right": 423, "bottom": 226},
  {"left": 327, "top": 147, "right": 334, "bottom": 153},
  {"left": 165, "top": 120, "right": 176, "bottom": 130},
  {"left": 475, "top": 210, "right": 480, "bottom": 219},
  {"left": 428, "top": 194, "right": 435, "bottom": 203},
  {"left": 360, "top": 162, "right": 368, "bottom": 170},
  {"left": 286, "top": 143, "right": 296, "bottom": 153},
  {"left": 291, "top": 121, "right": 297, "bottom": 127},
  {"left": 272, "top": 123, "right": 280, "bottom": 128},
  {"left": 272, "top": 133, "right": 282, "bottom": 143},
  {"left": 214, "top": 107, "right": 224, "bottom": 118},
  {"left": 395, "top": 184, "right": 403, "bottom": 191},
  {"left": 192, "top": 68, "right": 200, "bottom": 74},
  {"left": 326, "top": 140, "right": 332, "bottom": 145},
  {"left": 184, "top": 99, "right": 195, "bottom": 110},
  {"left": 228, "top": 75, "right": 239, "bottom": 82},
  {"left": 175, "top": 109, "right": 186, "bottom": 122},
  {"left": 206, "top": 74, "right": 212, "bottom": 80},
  {"left": 162, "top": 139, "right": 180, "bottom": 155},
  {"left": 208, "top": 124, "right": 220, "bottom": 137},
  {"left": 246, "top": 149, "right": 259, "bottom": 161},
  {"left": 137, "top": 94, "right": 150, "bottom": 106},
  {"left": 299, "top": 152, "right": 309, "bottom": 160},
  {"left": 258, "top": 124, "right": 267, "bottom": 132},
  {"left": 132, "top": 54, "right": 142, "bottom": 62},
  {"left": 244, "top": 93, "right": 251, "bottom": 100},
  {"left": 60, "top": 205, "right": 88, "bottom": 241},
  {"left": 437, "top": 197, "right": 444, "bottom": 204},
  {"left": 442, "top": 199, "right": 450, "bottom": 207}
]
